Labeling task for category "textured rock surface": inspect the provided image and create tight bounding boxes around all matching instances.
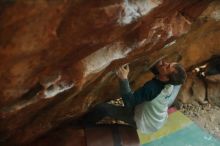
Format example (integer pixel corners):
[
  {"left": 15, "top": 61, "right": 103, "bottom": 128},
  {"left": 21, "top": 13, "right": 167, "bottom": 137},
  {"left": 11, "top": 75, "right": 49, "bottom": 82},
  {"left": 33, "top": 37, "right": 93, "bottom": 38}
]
[
  {"left": 0, "top": 0, "right": 217, "bottom": 145},
  {"left": 156, "top": 0, "right": 220, "bottom": 105}
]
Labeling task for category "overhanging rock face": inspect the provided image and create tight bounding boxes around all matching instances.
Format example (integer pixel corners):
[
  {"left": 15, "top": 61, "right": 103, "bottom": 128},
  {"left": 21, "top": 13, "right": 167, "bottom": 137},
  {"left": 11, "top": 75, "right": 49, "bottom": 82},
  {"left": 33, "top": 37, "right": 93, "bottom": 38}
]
[{"left": 0, "top": 0, "right": 214, "bottom": 145}]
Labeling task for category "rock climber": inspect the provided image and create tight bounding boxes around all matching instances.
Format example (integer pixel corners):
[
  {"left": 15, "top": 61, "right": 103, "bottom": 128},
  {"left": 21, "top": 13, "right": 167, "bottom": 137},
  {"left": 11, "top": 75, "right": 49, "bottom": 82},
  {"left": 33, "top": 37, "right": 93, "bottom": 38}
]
[{"left": 83, "top": 58, "right": 187, "bottom": 134}]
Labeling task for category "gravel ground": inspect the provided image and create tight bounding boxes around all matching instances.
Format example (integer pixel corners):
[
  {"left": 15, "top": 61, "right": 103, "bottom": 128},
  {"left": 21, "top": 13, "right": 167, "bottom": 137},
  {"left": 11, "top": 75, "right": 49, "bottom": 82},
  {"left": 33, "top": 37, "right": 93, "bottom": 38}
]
[{"left": 177, "top": 102, "right": 220, "bottom": 139}]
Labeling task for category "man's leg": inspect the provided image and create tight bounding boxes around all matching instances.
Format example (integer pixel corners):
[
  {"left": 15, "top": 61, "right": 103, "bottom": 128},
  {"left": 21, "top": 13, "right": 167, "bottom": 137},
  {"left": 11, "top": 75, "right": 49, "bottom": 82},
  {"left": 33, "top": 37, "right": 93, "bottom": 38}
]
[{"left": 83, "top": 103, "right": 136, "bottom": 127}]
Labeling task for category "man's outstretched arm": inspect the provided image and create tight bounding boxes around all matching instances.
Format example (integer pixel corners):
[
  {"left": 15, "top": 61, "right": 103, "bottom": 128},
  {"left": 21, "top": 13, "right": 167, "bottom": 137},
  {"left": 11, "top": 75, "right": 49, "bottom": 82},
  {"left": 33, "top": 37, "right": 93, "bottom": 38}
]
[
  {"left": 116, "top": 65, "right": 134, "bottom": 107},
  {"left": 116, "top": 65, "right": 155, "bottom": 107}
]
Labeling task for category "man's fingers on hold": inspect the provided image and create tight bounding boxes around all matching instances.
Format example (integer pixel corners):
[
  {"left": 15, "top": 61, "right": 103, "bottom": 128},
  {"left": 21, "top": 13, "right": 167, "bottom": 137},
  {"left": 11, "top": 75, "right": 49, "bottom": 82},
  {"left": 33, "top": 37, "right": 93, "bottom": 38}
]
[
  {"left": 125, "top": 65, "right": 129, "bottom": 71},
  {"left": 115, "top": 71, "right": 119, "bottom": 76},
  {"left": 119, "top": 67, "right": 124, "bottom": 72},
  {"left": 121, "top": 67, "right": 126, "bottom": 72}
]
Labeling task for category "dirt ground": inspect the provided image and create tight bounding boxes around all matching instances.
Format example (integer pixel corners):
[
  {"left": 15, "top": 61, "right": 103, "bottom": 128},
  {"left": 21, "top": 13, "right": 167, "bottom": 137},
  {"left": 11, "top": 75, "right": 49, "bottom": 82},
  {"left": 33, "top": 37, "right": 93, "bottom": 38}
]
[{"left": 176, "top": 102, "right": 220, "bottom": 139}]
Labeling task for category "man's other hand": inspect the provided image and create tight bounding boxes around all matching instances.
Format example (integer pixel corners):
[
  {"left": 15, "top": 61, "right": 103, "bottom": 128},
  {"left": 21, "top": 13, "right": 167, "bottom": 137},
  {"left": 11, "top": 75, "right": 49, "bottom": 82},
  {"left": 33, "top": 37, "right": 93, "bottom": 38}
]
[{"left": 116, "top": 64, "right": 129, "bottom": 80}]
